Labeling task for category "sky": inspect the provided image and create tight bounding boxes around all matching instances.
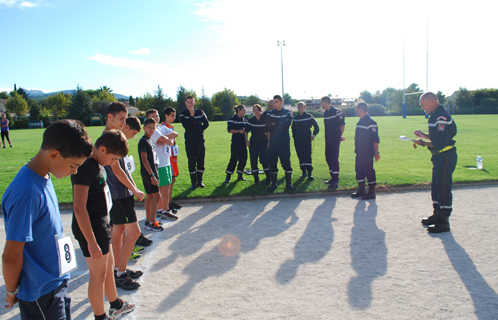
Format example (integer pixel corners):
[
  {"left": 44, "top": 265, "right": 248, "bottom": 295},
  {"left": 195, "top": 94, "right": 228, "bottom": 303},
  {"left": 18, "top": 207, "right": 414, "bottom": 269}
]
[{"left": 1, "top": 0, "right": 497, "bottom": 101}]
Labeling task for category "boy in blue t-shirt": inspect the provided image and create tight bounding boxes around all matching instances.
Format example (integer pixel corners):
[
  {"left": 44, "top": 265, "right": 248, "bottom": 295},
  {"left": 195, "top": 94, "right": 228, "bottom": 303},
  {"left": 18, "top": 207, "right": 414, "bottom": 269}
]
[{"left": 2, "top": 120, "right": 93, "bottom": 319}]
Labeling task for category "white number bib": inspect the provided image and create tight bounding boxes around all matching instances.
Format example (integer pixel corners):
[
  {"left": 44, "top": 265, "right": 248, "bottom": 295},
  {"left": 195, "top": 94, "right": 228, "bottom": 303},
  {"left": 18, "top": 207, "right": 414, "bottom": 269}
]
[
  {"left": 55, "top": 234, "right": 77, "bottom": 277},
  {"left": 153, "top": 150, "right": 159, "bottom": 165},
  {"left": 124, "top": 155, "right": 136, "bottom": 173},
  {"left": 172, "top": 145, "right": 179, "bottom": 157},
  {"left": 104, "top": 184, "right": 113, "bottom": 213}
]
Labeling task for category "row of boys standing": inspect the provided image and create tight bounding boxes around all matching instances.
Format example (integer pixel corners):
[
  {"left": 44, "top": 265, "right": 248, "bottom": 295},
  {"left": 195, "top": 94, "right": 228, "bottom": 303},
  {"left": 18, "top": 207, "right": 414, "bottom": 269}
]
[{"left": 224, "top": 95, "right": 380, "bottom": 199}]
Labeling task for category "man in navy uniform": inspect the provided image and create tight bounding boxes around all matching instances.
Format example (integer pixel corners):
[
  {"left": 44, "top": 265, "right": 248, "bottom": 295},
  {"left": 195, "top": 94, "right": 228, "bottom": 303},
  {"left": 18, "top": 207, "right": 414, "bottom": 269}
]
[
  {"left": 321, "top": 96, "right": 345, "bottom": 189},
  {"left": 179, "top": 96, "right": 209, "bottom": 190},
  {"left": 351, "top": 102, "right": 380, "bottom": 200},
  {"left": 291, "top": 102, "right": 319, "bottom": 180},
  {"left": 265, "top": 95, "right": 294, "bottom": 191},
  {"left": 414, "top": 92, "right": 457, "bottom": 233}
]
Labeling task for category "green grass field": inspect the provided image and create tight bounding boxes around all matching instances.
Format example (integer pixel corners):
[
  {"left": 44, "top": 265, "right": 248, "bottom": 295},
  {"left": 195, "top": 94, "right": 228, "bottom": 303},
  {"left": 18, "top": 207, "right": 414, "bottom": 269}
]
[{"left": 0, "top": 114, "right": 496, "bottom": 204}]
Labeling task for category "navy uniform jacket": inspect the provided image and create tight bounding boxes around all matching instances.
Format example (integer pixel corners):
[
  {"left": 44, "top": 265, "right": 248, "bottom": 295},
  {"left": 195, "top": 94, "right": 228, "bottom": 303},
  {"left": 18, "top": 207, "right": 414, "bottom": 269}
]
[
  {"left": 427, "top": 105, "right": 457, "bottom": 154},
  {"left": 179, "top": 108, "right": 209, "bottom": 141},
  {"left": 323, "top": 107, "right": 345, "bottom": 139},
  {"left": 227, "top": 114, "right": 247, "bottom": 143},
  {"left": 265, "top": 108, "right": 293, "bottom": 142},
  {"left": 245, "top": 115, "right": 267, "bottom": 142},
  {"left": 292, "top": 112, "right": 319, "bottom": 140},
  {"left": 354, "top": 115, "right": 380, "bottom": 154}
]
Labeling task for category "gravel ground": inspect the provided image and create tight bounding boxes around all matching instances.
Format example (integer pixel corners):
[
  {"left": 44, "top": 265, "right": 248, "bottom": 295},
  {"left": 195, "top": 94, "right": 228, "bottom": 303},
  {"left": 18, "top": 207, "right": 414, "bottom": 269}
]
[{"left": 1, "top": 184, "right": 497, "bottom": 320}]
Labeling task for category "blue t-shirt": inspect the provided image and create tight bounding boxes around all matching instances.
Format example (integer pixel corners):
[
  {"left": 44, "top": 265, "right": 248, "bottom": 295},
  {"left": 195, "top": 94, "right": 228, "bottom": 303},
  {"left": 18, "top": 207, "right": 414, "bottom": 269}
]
[{"left": 2, "top": 165, "right": 69, "bottom": 301}]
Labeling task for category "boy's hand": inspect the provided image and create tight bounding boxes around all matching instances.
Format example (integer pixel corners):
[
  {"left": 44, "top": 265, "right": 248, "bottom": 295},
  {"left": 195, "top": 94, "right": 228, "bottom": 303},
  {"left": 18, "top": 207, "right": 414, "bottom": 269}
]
[
  {"left": 4, "top": 293, "right": 18, "bottom": 309},
  {"left": 310, "top": 136, "right": 314, "bottom": 141},
  {"left": 189, "top": 109, "right": 195, "bottom": 117},
  {"left": 88, "top": 242, "right": 102, "bottom": 260},
  {"left": 246, "top": 141, "right": 250, "bottom": 147},
  {"left": 151, "top": 176, "right": 158, "bottom": 186},
  {"left": 340, "top": 137, "right": 345, "bottom": 141},
  {"left": 134, "top": 190, "right": 145, "bottom": 201},
  {"left": 375, "top": 153, "right": 380, "bottom": 162}
]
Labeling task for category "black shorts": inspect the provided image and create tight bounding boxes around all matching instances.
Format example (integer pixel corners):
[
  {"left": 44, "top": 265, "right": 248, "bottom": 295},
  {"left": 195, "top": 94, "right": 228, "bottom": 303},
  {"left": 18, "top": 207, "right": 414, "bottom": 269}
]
[
  {"left": 1, "top": 131, "right": 9, "bottom": 141},
  {"left": 109, "top": 196, "right": 137, "bottom": 225},
  {"left": 74, "top": 218, "right": 111, "bottom": 258},
  {"left": 141, "top": 176, "right": 159, "bottom": 194}
]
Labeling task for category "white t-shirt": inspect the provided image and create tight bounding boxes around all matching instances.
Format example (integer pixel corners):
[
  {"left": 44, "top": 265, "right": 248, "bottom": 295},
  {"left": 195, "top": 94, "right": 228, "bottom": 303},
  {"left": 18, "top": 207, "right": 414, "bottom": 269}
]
[{"left": 151, "top": 126, "right": 173, "bottom": 168}]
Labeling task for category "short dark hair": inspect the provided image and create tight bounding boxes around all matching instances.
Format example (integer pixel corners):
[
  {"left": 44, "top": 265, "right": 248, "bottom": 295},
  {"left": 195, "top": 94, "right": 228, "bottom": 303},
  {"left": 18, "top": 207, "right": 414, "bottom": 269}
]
[
  {"left": 356, "top": 102, "right": 369, "bottom": 112},
  {"left": 126, "top": 116, "right": 141, "bottom": 132},
  {"left": 95, "top": 130, "right": 129, "bottom": 158},
  {"left": 106, "top": 102, "right": 127, "bottom": 117},
  {"left": 273, "top": 95, "right": 283, "bottom": 102},
  {"left": 41, "top": 119, "right": 93, "bottom": 159},
  {"left": 186, "top": 95, "right": 195, "bottom": 101},
  {"left": 234, "top": 104, "right": 245, "bottom": 113},
  {"left": 253, "top": 104, "right": 262, "bottom": 112},
  {"left": 144, "top": 118, "right": 156, "bottom": 126},
  {"left": 164, "top": 107, "right": 176, "bottom": 116},
  {"left": 321, "top": 96, "right": 331, "bottom": 104},
  {"left": 145, "top": 109, "right": 158, "bottom": 118}
]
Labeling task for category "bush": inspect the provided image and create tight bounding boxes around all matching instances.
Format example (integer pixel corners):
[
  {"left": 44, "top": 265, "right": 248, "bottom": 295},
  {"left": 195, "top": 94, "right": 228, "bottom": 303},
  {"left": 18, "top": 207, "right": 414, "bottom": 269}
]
[
  {"left": 368, "top": 104, "right": 387, "bottom": 116},
  {"left": 11, "top": 116, "right": 29, "bottom": 129}
]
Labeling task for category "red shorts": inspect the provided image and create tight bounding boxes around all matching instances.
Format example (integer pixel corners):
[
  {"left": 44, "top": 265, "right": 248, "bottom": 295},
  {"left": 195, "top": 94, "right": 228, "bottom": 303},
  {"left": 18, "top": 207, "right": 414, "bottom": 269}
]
[{"left": 170, "top": 156, "right": 179, "bottom": 177}]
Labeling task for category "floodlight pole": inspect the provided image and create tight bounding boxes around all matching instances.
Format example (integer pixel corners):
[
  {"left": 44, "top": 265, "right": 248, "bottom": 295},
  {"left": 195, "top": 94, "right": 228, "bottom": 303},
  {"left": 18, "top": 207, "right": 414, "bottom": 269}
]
[
  {"left": 277, "top": 40, "right": 285, "bottom": 106},
  {"left": 403, "top": 36, "right": 406, "bottom": 118}
]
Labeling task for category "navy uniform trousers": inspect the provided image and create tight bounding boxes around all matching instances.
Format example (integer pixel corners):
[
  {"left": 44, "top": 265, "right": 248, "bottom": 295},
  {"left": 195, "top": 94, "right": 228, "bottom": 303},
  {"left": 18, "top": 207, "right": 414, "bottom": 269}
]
[
  {"left": 431, "top": 148, "right": 457, "bottom": 216},
  {"left": 185, "top": 139, "right": 205, "bottom": 175},
  {"left": 355, "top": 152, "right": 376, "bottom": 186},
  {"left": 325, "top": 137, "right": 341, "bottom": 182},
  {"left": 269, "top": 141, "right": 292, "bottom": 174},
  {"left": 226, "top": 141, "right": 247, "bottom": 174},
  {"left": 294, "top": 138, "right": 312, "bottom": 171},
  {"left": 249, "top": 139, "right": 269, "bottom": 174}
]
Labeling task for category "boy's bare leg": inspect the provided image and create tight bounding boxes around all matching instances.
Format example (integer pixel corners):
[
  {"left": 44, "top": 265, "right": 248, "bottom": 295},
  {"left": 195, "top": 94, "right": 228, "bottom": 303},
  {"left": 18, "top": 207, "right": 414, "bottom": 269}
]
[
  {"left": 117, "top": 222, "right": 141, "bottom": 272},
  {"left": 147, "top": 193, "right": 160, "bottom": 222},
  {"left": 159, "top": 186, "right": 170, "bottom": 211},
  {"left": 86, "top": 253, "right": 110, "bottom": 316},
  {"left": 169, "top": 177, "right": 176, "bottom": 207},
  {"left": 111, "top": 224, "right": 126, "bottom": 268},
  {"left": 104, "top": 247, "right": 119, "bottom": 302}
]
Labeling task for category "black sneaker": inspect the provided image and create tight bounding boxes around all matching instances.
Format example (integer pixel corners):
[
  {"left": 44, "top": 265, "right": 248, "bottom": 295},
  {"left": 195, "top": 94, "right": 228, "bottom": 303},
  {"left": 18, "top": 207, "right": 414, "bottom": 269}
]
[
  {"left": 170, "top": 207, "right": 178, "bottom": 214},
  {"left": 135, "top": 233, "right": 153, "bottom": 247},
  {"left": 115, "top": 273, "right": 140, "bottom": 290},
  {"left": 170, "top": 201, "right": 182, "bottom": 209},
  {"left": 126, "top": 269, "right": 143, "bottom": 279}
]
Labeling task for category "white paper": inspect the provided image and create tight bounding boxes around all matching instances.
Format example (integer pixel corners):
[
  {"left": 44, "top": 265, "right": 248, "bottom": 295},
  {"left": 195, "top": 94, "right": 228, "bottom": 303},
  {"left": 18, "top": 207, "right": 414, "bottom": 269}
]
[
  {"left": 124, "top": 155, "right": 136, "bottom": 173},
  {"left": 55, "top": 234, "right": 77, "bottom": 277},
  {"left": 104, "top": 184, "right": 113, "bottom": 213}
]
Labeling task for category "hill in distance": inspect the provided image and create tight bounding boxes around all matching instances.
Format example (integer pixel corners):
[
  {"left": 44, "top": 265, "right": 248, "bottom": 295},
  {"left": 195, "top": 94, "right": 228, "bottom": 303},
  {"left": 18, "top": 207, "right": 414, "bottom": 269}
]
[{"left": 25, "top": 89, "right": 129, "bottom": 101}]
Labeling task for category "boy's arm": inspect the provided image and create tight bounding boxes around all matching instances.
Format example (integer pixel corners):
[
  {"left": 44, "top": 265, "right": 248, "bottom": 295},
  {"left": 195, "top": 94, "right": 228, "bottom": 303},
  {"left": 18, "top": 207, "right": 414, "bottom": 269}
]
[
  {"left": 374, "top": 142, "right": 380, "bottom": 162},
  {"left": 180, "top": 112, "right": 194, "bottom": 130},
  {"left": 2, "top": 240, "right": 24, "bottom": 308},
  {"left": 201, "top": 111, "right": 209, "bottom": 130},
  {"left": 110, "top": 161, "right": 145, "bottom": 201},
  {"left": 72, "top": 184, "right": 103, "bottom": 259},
  {"left": 140, "top": 151, "right": 158, "bottom": 186},
  {"left": 156, "top": 131, "right": 178, "bottom": 145}
]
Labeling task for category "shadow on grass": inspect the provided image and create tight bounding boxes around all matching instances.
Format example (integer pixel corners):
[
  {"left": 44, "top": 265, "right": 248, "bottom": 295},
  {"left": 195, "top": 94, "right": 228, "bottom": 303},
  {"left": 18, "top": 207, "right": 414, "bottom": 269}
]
[
  {"left": 275, "top": 197, "right": 336, "bottom": 284},
  {"left": 431, "top": 232, "right": 498, "bottom": 320},
  {"left": 155, "top": 198, "right": 299, "bottom": 313},
  {"left": 464, "top": 166, "right": 489, "bottom": 174},
  {"left": 348, "top": 199, "right": 387, "bottom": 309}
]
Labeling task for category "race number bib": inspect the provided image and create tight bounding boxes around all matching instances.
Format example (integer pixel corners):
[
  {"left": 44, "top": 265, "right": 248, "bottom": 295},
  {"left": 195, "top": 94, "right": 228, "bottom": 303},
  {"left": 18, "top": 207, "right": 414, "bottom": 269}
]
[
  {"left": 104, "top": 184, "right": 113, "bottom": 213},
  {"left": 55, "top": 234, "right": 77, "bottom": 277},
  {"left": 163, "top": 145, "right": 170, "bottom": 156},
  {"left": 172, "top": 145, "right": 179, "bottom": 157},
  {"left": 124, "top": 155, "right": 136, "bottom": 173},
  {"left": 153, "top": 150, "right": 159, "bottom": 165}
]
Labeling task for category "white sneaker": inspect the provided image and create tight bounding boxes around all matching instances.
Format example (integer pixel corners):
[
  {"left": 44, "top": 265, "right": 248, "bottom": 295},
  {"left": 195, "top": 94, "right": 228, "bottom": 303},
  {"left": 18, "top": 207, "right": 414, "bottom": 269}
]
[
  {"left": 161, "top": 210, "right": 178, "bottom": 221},
  {"left": 109, "top": 299, "right": 135, "bottom": 319}
]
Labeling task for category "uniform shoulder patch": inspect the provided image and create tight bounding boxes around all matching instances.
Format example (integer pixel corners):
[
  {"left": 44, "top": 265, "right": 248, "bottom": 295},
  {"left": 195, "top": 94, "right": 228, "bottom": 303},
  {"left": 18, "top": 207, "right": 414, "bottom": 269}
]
[
  {"left": 437, "top": 116, "right": 447, "bottom": 121},
  {"left": 372, "top": 127, "right": 377, "bottom": 132},
  {"left": 437, "top": 123, "right": 445, "bottom": 131}
]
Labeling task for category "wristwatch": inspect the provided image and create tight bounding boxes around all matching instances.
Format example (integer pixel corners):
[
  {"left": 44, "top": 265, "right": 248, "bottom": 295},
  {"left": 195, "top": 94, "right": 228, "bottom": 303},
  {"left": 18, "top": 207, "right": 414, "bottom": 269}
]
[
  {"left": 6, "top": 286, "right": 19, "bottom": 295},
  {"left": 374, "top": 151, "right": 380, "bottom": 154},
  {"left": 150, "top": 172, "right": 156, "bottom": 178}
]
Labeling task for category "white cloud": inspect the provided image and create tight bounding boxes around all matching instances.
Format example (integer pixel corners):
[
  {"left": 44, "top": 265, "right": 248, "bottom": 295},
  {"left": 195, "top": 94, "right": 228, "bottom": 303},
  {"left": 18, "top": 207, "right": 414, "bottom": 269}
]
[
  {"left": 87, "top": 54, "right": 167, "bottom": 75},
  {"left": 0, "top": 0, "right": 39, "bottom": 8},
  {"left": 128, "top": 47, "right": 151, "bottom": 55}
]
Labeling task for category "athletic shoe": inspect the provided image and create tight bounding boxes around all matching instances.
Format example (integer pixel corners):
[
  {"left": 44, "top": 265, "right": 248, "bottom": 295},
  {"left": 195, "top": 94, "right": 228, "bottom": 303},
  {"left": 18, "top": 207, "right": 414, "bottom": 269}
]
[
  {"left": 135, "top": 233, "right": 153, "bottom": 247},
  {"left": 125, "top": 269, "right": 143, "bottom": 279},
  {"left": 145, "top": 220, "right": 164, "bottom": 232},
  {"left": 132, "top": 246, "right": 144, "bottom": 253},
  {"left": 170, "top": 207, "right": 178, "bottom": 214},
  {"left": 170, "top": 201, "right": 182, "bottom": 209},
  {"left": 156, "top": 210, "right": 162, "bottom": 218},
  {"left": 109, "top": 299, "right": 135, "bottom": 319},
  {"left": 129, "top": 253, "right": 141, "bottom": 262},
  {"left": 161, "top": 210, "right": 178, "bottom": 221},
  {"left": 115, "top": 273, "right": 140, "bottom": 290}
]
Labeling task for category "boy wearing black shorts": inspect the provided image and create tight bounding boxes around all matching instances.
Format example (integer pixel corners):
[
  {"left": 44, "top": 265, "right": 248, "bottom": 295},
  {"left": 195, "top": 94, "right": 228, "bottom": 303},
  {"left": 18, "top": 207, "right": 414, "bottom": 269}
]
[{"left": 71, "top": 130, "right": 135, "bottom": 320}]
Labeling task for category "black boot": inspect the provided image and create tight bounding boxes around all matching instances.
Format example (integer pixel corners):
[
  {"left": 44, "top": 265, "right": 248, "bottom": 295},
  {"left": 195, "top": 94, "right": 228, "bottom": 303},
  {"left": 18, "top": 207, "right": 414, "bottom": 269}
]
[
  {"left": 268, "top": 173, "right": 278, "bottom": 192},
  {"left": 265, "top": 171, "right": 271, "bottom": 185},
  {"left": 421, "top": 209, "right": 440, "bottom": 226},
  {"left": 285, "top": 172, "right": 295, "bottom": 191},
  {"left": 307, "top": 168, "right": 314, "bottom": 180},
  {"left": 237, "top": 172, "right": 247, "bottom": 181},
  {"left": 225, "top": 173, "right": 231, "bottom": 183},
  {"left": 428, "top": 214, "right": 450, "bottom": 233},
  {"left": 197, "top": 172, "right": 205, "bottom": 188},
  {"left": 190, "top": 173, "right": 197, "bottom": 190},
  {"left": 351, "top": 182, "right": 366, "bottom": 198},
  {"left": 361, "top": 185, "right": 376, "bottom": 200},
  {"left": 300, "top": 169, "right": 307, "bottom": 179},
  {"left": 253, "top": 173, "right": 260, "bottom": 185}
]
